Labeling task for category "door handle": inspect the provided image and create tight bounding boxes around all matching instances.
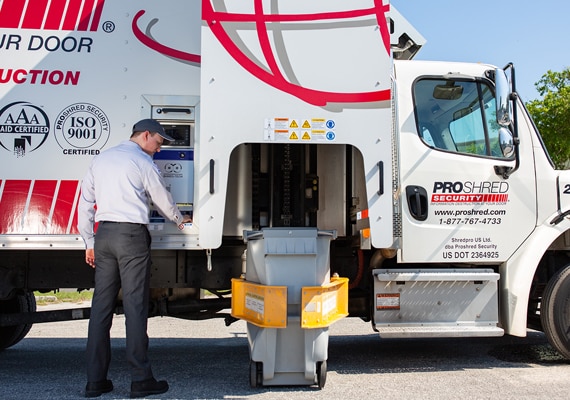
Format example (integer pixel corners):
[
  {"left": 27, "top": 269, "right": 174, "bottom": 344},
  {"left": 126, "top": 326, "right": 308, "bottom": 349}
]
[
  {"left": 405, "top": 185, "right": 428, "bottom": 221},
  {"left": 377, "top": 161, "right": 384, "bottom": 196},
  {"left": 209, "top": 159, "right": 215, "bottom": 194}
]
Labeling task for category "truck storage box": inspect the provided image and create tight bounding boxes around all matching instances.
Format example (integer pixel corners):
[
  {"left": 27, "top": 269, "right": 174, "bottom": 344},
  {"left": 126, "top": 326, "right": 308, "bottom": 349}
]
[{"left": 373, "top": 269, "right": 504, "bottom": 337}]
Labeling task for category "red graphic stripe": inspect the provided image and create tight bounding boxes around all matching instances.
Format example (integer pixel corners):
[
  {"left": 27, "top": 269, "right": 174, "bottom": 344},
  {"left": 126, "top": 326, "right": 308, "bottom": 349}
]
[
  {"left": 374, "top": 0, "right": 391, "bottom": 55},
  {"left": 44, "top": 0, "right": 67, "bottom": 29},
  {"left": 206, "top": 5, "right": 380, "bottom": 23},
  {"left": 0, "top": 180, "right": 31, "bottom": 234},
  {"left": 0, "top": 180, "right": 80, "bottom": 235},
  {"left": 89, "top": 0, "right": 105, "bottom": 31},
  {"left": 21, "top": 0, "right": 49, "bottom": 29},
  {"left": 0, "top": 0, "right": 105, "bottom": 30},
  {"left": 51, "top": 180, "right": 80, "bottom": 234},
  {"left": 62, "top": 0, "right": 82, "bottom": 30},
  {"left": 0, "top": 0, "right": 26, "bottom": 28},
  {"left": 77, "top": 0, "right": 96, "bottom": 31},
  {"left": 26, "top": 180, "right": 57, "bottom": 234},
  {"left": 253, "top": 0, "right": 285, "bottom": 85},
  {"left": 132, "top": 10, "right": 201, "bottom": 64}
]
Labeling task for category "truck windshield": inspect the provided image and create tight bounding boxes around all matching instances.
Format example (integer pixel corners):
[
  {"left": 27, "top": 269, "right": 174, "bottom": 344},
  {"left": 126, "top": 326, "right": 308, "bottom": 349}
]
[{"left": 413, "top": 78, "right": 511, "bottom": 159}]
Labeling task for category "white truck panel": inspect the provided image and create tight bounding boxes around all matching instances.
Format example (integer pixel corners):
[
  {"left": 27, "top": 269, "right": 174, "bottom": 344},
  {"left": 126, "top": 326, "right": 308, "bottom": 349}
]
[
  {"left": 0, "top": 0, "right": 202, "bottom": 247},
  {"left": 198, "top": 0, "right": 395, "bottom": 248},
  {"left": 0, "top": 1, "right": 202, "bottom": 178},
  {"left": 501, "top": 221, "right": 570, "bottom": 336}
]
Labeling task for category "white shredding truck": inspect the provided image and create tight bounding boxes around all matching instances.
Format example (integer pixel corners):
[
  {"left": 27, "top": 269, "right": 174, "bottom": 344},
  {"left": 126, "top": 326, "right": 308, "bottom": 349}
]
[{"left": 1, "top": 0, "right": 570, "bottom": 387}]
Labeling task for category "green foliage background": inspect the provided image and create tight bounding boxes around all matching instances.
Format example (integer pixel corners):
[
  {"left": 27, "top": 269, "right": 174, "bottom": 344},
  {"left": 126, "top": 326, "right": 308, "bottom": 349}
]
[{"left": 525, "top": 68, "right": 570, "bottom": 169}]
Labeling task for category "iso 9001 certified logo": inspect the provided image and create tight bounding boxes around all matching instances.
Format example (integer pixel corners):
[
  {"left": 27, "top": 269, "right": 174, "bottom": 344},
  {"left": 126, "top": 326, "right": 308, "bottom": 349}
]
[{"left": 55, "top": 103, "right": 110, "bottom": 155}]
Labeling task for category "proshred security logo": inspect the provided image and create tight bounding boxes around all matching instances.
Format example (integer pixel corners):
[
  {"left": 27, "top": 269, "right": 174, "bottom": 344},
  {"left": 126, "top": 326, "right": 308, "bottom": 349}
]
[
  {"left": 431, "top": 181, "right": 509, "bottom": 204},
  {"left": 0, "top": 102, "right": 50, "bottom": 157}
]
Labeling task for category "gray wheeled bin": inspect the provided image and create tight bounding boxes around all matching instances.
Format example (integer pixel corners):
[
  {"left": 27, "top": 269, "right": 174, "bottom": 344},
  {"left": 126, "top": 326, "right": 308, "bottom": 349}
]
[{"left": 237, "top": 227, "right": 341, "bottom": 388}]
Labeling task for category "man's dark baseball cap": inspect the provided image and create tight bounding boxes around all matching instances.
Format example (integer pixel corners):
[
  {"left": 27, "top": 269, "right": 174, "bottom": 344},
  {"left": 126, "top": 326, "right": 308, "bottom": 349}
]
[{"left": 132, "top": 119, "right": 174, "bottom": 141}]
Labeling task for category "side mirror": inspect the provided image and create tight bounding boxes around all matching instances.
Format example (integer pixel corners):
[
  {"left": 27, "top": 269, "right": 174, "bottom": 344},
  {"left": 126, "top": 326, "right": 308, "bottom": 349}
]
[
  {"left": 495, "top": 68, "right": 511, "bottom": 127},
  {"left": 498, "top": 127, "right": 514, "bottom": 158}
]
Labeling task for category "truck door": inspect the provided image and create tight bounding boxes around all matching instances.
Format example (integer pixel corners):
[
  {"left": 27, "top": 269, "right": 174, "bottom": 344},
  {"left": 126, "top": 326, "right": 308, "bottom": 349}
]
[{"left": 398, "top": 72, "right": 537, "bottom": 263}]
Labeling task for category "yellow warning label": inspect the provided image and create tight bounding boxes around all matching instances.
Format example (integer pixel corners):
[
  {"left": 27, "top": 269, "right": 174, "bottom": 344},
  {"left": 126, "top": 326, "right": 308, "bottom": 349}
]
[
  {"left": 302, "top": 132, "right": 311, "bottom": 140},
  {"left": 289, "top": 132, "right": 299, "bottom": 140},
  {"left": 290, "top": 120, "right": 298, "bottom": 128},
  {"left": 302, "top": 120, "right": 311, "bottom": 129}
]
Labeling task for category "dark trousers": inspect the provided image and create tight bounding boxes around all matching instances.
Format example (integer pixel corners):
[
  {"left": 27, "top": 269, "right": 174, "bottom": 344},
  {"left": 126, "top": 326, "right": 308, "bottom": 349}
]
[{"left": 86, "top": 222, "right": 153, "bottom": 382}]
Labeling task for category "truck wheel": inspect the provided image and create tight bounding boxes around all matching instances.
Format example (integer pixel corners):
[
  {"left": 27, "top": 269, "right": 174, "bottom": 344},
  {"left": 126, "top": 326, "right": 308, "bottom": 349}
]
[
  {"left": 0, "top": 291, "right": 36, "bottom": 350},
  {"left": 540, "top": 264, "right": 570, "bottom": 359}
]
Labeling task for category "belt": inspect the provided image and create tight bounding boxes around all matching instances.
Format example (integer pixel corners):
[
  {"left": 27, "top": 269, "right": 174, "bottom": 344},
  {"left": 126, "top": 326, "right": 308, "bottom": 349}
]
[{"left": 99, "top": 221, "right": 146, "bottom": 227}]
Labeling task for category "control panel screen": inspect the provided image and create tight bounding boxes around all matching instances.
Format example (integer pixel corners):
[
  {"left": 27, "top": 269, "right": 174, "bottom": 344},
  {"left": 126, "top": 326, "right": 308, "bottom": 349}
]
[{"left": 162, "top": 124, "right": 193, "bottom": 147}]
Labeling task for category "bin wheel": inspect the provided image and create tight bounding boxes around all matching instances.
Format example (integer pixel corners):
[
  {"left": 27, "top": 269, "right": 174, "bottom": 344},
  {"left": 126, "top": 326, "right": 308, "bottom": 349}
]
[
  {"left": 316, "top": 361, "right": 327, "bottom": 389},
  {"left": 249, "top": 361, "right": 262, "bottom": 388}
]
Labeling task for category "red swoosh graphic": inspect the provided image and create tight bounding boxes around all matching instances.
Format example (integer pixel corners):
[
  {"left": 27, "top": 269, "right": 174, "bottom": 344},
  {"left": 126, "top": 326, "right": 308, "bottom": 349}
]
[
  {"left": 203, "top": 0, "right": 391, "bottom": 106},
  {"left": 132, "top": 10, "right": 201, "bottom": 64}
]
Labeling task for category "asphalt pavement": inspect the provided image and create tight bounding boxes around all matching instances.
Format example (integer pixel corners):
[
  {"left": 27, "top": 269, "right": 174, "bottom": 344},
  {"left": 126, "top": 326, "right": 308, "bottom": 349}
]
[{"left": 1, "top": 302, "right": 569, "bottom": 399}]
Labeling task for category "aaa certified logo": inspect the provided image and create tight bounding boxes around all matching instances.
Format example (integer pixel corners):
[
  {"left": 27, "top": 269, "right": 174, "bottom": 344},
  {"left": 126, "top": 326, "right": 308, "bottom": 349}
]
[
  {"left": 0, "top": 101, "right": 50, "bottom": 157},
  {"left": 55, "top": 103, "right": 110, "bottom": 153}
]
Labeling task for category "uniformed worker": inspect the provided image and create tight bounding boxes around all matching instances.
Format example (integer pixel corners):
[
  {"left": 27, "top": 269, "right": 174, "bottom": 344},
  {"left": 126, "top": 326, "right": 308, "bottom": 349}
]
[{"left": 78, "top": 118, "right": 192, "bottom": 398}]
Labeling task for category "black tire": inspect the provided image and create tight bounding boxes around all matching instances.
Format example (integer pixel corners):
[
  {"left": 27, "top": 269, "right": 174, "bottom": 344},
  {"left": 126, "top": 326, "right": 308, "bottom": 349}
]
[
  {"left": 0, "top": 291, "right": 36, "bottom": 350},
  {"left": 249, "top": 361, "right": 257, "bottom": 388},
  {"left": 317, "top": 360, "right": 327, "bottom": 389},
  {"left": 540, "top": 264, "right": 570, "bottom": 359},
  {"left": 249, "top": 361, "right": 262, "bottom": 388}
]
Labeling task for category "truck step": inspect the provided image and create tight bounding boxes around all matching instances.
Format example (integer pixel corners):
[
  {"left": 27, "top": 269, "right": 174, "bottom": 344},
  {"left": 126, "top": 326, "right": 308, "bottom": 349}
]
[{"left": 375, "top": 325, "right": 504, "bottom": 338}]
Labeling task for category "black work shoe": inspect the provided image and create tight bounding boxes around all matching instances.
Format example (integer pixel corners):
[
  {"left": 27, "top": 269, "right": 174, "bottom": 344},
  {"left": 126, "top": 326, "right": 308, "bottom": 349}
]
[
  {"left": 130, "top": 378, "right": 169, "bottom": 398},
  {"left": 85, "top": 379, "right": 113, "bottom": 397}
]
